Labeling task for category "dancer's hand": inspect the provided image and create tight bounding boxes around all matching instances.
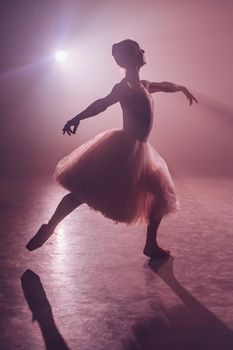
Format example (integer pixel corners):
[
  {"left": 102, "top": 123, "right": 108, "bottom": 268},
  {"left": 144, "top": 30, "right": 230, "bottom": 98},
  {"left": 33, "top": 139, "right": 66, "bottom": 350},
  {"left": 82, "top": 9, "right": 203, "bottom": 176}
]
[
  {"left": 182, "top": 88, "right": 198, "bottom": 106},
  {"left": 62, "top": 119, "right": 80, "bottom": 136}
]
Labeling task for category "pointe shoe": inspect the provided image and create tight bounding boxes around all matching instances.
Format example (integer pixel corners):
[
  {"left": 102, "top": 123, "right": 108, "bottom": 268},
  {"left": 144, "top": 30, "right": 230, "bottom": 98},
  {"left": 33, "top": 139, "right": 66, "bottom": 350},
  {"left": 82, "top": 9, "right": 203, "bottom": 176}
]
[
  {"left": 143, "top": 246, "right": 171, "bottom": 260},
  {"left": 26, "top": 224, "right": 53, "bottom": 251}
]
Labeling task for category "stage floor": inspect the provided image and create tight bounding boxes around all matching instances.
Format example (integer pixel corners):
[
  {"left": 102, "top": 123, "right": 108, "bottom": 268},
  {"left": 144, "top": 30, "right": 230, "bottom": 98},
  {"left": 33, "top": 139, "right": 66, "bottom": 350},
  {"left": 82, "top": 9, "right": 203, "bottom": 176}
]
[{"left": 1, "top": 177, "right": 233, "bottom": 350}]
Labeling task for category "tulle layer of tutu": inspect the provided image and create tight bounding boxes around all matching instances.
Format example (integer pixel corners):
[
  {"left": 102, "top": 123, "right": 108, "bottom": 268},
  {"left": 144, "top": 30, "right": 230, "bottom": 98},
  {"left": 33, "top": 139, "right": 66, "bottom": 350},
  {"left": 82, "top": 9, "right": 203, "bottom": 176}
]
[{"left": 54, "top": 128, "right": 178, "bottom": 224}]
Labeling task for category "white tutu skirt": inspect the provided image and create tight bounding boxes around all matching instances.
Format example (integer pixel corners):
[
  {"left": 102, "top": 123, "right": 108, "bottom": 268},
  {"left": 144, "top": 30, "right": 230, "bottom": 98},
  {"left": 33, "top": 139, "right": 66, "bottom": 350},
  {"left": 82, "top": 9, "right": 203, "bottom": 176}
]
[{"left": 54, "top": 129, "right": 178, "bottom": 224}]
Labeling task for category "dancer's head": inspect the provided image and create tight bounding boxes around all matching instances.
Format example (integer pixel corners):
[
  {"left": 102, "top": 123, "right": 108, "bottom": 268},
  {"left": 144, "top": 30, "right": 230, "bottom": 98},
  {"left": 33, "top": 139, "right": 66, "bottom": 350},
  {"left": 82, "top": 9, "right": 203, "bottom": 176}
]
[{"left": 112, "top": 39, "right": 146, "bottom": 70}]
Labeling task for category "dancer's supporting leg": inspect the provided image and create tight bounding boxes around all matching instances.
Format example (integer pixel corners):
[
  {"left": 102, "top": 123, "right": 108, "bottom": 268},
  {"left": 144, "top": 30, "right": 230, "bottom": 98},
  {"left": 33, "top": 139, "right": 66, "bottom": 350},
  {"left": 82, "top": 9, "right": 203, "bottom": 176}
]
[
  {"left": 26, "top": 193, "right": 82, "bottom": 251},
  {"left": 143, "top": 213, "right": 170, "bottom": 259}
]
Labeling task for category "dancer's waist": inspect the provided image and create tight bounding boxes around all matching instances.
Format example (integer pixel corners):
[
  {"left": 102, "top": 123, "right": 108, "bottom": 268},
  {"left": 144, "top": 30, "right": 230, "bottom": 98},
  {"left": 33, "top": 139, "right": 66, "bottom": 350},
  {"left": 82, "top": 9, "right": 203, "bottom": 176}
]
[{"left": 122, "top": 127, "right": 148, "bottom": 142}]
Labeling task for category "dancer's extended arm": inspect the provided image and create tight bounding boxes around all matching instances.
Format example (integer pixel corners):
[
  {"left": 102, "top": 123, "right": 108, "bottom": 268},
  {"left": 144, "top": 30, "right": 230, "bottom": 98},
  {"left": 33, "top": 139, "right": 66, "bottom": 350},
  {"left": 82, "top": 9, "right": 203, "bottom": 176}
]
[
  {"left": 63, "top": 83, "right": 121, "bottom": 135},
  {"left": 143, "top": 80, "right": 198, "bottom": 106}
]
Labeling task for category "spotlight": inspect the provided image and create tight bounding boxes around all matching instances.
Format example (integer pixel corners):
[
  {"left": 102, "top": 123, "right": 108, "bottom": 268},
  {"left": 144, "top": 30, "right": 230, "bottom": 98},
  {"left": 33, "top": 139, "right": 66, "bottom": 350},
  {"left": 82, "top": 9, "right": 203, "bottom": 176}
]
[{"left": 55, "top": 50, "right": 67, "bottom": 62}]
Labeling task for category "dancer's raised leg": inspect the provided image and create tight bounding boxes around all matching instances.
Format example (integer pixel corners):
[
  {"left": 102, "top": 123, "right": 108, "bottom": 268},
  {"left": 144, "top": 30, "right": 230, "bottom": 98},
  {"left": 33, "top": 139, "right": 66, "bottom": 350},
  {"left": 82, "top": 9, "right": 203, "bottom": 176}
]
[{"left": 26, "top": 193, "right": 82, "bottom": 251}]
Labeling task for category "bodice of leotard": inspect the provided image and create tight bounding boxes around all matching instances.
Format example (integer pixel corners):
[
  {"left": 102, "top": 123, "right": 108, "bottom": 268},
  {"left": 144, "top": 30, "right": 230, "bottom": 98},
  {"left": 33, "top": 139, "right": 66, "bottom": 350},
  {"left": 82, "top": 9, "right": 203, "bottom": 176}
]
[{"left": 120, "top": 80, "right": 154, "bottom": 142}]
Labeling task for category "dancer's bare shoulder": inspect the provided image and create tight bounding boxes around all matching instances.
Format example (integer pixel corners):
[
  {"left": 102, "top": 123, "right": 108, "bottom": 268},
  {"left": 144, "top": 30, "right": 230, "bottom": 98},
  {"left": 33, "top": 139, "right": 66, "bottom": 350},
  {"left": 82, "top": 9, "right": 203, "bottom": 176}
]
[
  {"left": 102, "top": 80, "right": 126, "bottom": 106},
  {"left": 141, "top": 80, "right": 163, "bottom": 93}
]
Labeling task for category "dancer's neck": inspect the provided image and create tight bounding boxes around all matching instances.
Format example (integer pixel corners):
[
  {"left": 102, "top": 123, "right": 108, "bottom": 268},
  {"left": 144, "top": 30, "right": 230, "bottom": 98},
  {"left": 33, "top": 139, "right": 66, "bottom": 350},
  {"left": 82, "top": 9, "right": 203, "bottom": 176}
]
[{"left": 125, "top": 67, "right": 140, "bottom": 84}]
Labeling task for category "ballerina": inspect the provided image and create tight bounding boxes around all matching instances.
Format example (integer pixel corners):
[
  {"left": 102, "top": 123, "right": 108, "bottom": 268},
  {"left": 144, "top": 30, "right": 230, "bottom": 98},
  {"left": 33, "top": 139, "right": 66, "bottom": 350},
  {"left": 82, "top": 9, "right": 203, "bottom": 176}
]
[{"left": 26, "top": 39, "right": 197, "bottom": 259}]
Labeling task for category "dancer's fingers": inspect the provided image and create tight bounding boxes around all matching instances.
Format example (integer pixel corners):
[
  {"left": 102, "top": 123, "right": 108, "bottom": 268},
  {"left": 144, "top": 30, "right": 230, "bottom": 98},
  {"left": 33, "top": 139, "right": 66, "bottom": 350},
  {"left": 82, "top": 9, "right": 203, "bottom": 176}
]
[
  {"left": 62, "top": 121, "right": 79, "bottom": 135},
  {"left": 62, "top": 128, "right": 71, "bottom": 136},
  {"left": 187, "top": 96, "right": 192, "bottom": 105},
  {"left": 73, "top": 125, "right": 78, "bottom": 134}
]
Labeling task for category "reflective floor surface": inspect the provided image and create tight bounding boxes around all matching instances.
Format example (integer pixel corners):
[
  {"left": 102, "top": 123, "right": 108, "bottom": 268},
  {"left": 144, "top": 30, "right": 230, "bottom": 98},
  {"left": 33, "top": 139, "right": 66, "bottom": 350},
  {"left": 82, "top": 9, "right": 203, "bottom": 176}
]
[{"left": 1, "top": 177, "right": 233, "bottom": 349}]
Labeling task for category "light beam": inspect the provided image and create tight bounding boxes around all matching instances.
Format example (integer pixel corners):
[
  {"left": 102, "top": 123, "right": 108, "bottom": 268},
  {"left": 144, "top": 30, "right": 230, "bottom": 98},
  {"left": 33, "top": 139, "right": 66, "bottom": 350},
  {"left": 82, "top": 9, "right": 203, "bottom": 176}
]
[{"left": 55, "top": 50, "right": 67, "bottom": 63}]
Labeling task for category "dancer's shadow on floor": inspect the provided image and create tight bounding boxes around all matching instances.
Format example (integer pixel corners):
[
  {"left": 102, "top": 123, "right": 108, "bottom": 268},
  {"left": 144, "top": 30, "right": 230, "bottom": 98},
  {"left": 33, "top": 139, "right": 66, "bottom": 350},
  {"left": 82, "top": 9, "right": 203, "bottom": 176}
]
[
  {"left": 125, "top": 257, "right": 233, "bottom": 350},
  {"left": 21, "top": 269, "right": 70, "bottom": 350}
]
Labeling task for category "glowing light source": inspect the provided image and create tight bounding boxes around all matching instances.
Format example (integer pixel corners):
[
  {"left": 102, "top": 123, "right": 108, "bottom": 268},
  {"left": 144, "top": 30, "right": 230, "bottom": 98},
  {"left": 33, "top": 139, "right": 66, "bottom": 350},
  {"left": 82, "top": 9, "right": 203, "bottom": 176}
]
[{"left": 55, "top": 50, "right": 67, "bottom": 62}]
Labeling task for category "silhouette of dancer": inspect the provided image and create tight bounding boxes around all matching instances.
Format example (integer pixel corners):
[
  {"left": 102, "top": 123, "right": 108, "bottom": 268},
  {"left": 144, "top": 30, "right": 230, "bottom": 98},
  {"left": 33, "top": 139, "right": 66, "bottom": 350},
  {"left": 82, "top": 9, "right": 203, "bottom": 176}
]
[{"left": 26, "top": 39, "right": 197, "bottom": 259}]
